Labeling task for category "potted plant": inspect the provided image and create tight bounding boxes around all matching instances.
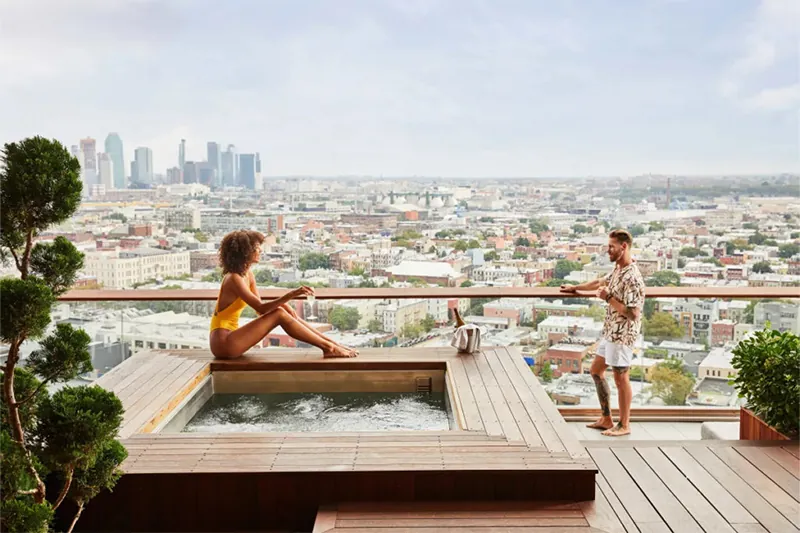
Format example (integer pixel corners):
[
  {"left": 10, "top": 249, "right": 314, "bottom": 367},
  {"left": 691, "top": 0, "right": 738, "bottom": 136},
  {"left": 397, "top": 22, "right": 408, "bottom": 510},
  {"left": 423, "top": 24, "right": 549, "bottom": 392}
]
[
  {"left": 730, "top": 327, "right": 799, "bottom": 440},
  {"left": 1, "top": 137, "right": 127, "bottom": 533}
]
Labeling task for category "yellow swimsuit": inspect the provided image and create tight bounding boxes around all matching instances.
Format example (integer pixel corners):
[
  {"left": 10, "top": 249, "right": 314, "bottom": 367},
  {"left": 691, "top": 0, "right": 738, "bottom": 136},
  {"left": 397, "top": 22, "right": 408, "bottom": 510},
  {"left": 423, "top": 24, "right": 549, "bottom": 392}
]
[{"left": 209, "top": 293, "right": 247, "bottom": 332}]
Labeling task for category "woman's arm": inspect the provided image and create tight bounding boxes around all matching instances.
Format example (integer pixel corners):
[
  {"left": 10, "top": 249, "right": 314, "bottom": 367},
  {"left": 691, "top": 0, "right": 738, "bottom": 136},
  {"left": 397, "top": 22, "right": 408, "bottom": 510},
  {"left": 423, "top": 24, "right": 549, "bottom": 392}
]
[{"left": 229, "top": 274, "right": 313, "bottom": 316}]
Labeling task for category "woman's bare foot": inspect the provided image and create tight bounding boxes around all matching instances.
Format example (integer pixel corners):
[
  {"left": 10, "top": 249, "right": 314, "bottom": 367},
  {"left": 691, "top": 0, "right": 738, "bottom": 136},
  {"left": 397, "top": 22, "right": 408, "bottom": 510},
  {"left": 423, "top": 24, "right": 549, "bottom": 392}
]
[
  {"left": 601, "top": 423, "right": 631, "bottom": 437},
  {"left": 323, "top": 345, "right": 358, "bottom": 358},
  {"left": 586, "top": 417, "right": 614, "bottom": 430}
]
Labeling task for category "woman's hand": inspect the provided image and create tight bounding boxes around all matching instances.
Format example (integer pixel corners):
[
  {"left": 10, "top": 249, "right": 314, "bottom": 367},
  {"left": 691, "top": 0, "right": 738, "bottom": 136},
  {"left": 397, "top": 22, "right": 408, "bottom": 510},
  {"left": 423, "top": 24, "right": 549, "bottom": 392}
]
[{"left": 287, "top": 285, "right": 314, "bottom": 300}]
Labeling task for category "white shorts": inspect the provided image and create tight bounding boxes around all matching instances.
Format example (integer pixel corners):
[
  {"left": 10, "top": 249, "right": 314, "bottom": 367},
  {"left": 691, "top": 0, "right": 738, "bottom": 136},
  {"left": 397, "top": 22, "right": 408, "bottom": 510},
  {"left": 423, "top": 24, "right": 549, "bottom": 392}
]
[{"left": 595, "top": 339, "right": 633, "bottom": 368}]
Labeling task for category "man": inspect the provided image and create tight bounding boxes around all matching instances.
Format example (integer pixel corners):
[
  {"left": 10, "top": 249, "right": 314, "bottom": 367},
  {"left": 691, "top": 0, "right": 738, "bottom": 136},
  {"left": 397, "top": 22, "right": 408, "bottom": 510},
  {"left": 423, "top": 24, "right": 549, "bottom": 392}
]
[{"left": 561, "top": 229, "right": 645, "bottom": 436}]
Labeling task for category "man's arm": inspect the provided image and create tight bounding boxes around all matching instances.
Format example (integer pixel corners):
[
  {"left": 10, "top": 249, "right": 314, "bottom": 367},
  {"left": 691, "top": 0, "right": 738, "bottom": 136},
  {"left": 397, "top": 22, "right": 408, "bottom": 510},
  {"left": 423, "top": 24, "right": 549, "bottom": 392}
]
[
  {"left": 562, "top": 277, "right": 605, "bottom": 293},
  {"left": 606, "top": 296, "right": 640, "bottom": 321}
]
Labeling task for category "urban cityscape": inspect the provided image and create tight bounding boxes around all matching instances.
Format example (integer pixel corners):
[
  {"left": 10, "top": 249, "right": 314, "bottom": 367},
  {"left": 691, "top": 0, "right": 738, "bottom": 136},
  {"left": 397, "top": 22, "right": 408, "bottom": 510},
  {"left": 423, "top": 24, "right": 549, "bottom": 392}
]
[{"left": 5, "top": 132, "right": 798, "bottom": 415}]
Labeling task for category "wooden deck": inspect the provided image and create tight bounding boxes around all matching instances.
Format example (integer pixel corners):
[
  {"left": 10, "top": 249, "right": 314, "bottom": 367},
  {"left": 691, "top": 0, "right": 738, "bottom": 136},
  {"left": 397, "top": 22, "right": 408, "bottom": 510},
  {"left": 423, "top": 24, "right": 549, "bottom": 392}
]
[{"left": 313, "top": 441, "right": 800, "bottom": 533}]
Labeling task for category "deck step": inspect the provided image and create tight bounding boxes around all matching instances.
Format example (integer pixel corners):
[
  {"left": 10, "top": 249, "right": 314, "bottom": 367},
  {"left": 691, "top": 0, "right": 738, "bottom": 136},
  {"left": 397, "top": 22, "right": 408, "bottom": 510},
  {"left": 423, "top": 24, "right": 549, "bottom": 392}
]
[{"left": 313, "top": 501, "right": 614, "bottom": 532}]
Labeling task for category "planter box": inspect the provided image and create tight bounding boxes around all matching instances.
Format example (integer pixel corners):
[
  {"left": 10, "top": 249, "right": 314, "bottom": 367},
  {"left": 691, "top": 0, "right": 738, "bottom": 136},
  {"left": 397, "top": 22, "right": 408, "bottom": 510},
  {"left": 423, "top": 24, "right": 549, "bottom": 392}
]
[{"left": 739, "top": 407, "right": 791, "bottom": 441}]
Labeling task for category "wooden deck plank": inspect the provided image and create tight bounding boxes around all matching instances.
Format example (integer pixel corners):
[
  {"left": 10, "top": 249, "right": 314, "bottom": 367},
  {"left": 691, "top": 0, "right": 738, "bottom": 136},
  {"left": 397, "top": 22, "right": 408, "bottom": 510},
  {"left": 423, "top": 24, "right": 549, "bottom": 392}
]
[
  {"left": 484, "top": 347, "right": 543, "bottom": 448},
  {"left": 472, "top": 349, "right": 524, "bottom": 443},
  {"left": 684, "top": 446, "right": 797, "bottom": 533},
  {"left": 497, "top": 347, "right": 566, "bottom": 454},
  {"left": 784, "top": 444, "right": 800, "bottom": 459},
  {"left": 446, "top": 358, "right": 483, "bottom": 431},
  {"left": 710, "top": 446, "right": 800, "bottom": 528},
  {"left": 588, "top": 448, "right": 663, "bottom": 525},
  {"left": 578, "top": 482, "right": 627, "bottom": 533},
  {"left": 506, "top": 347, "right": 586, "bottom": 459},
  {"left": 116, "top": 353, "right": 188, "bottom": 404},
  {"left": 735, "top": 446, "right": 800, "bottom": 502},
  {"left": 460, "top": 352, "right": 503, "bottom": 437},
  {"left": 730, "top": 524, "right": 769, "bottom": 532},
  {"left": 95, "top": 351, "right": 156, "bottom": 390},
  {"left": 334, "top": 517, "right": 589, "bottom": 527},
  {"left": 762, "top": 447, "right": 800, "bottom": 478},
  {"left": 612, "top": 447, "right": 703, "bottom": 533},
  {"left": 595, "top": 474, "right": 640, "bottom": 533},
  {"left": 120, "top": 357, "right": 196, "bottom": 423},
  {"left": 636, "top": 447, "right": 734, "bottom": 533}
]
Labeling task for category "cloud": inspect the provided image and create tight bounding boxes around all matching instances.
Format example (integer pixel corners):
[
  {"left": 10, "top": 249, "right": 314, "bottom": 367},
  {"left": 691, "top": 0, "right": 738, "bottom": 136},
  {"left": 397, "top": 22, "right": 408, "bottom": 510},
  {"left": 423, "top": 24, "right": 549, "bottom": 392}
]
[{"left": 743, "top": 83, "right": 800, "bottom": 111}]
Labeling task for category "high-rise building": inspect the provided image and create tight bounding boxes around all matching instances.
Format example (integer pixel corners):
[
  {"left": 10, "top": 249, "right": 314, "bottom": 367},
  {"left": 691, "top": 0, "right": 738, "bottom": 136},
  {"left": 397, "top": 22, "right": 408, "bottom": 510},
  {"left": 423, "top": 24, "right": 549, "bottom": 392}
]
[
  {"left": 206, "top": 142, "right": 220, "bottom": 186},
  {"left": 183, "top": 161, "right": 200, "bottom": 184},
  {"left": 179, "top": 139, "right": 186, "bottom": 170},
  {"left": 221, "top": 144, "right": 237, "bottom": 186},
  {"left": 104, "top": 133, "right": 125, "bottom": 189},
  {"left": 238, "top": 154, "right": 256, "bottom": 190},
  {"left": 130, "top": 161, "right": 138, "bottom": 182},
  {"left": 167, "top": 167, "right": 182, "bottom": 184},
  {"left": 134, "top": 147, "right": 153, "bottom": 184},
  {"left": 80, "top": 138, "right": 98, "bottom": 191},
  {"left": 97, "top": 152, "right": 114, "bottom": 189},
  {"left": 198, "top": 162, "right": 215, "bottom": 187}
]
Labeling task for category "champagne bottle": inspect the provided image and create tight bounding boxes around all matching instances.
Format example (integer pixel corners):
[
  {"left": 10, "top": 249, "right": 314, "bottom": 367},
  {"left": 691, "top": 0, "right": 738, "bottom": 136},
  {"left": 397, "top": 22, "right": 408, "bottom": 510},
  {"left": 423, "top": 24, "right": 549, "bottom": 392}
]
[{"left": 453, "top": 308, "right": 466, "bottom": 328}]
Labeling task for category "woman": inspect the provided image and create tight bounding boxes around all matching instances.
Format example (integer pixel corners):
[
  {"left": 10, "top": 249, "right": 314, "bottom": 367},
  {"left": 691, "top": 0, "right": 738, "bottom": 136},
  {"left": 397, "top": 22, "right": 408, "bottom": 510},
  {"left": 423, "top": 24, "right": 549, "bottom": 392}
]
[{"left": 209, "top": 230, "right": 357, "bottom": 359}]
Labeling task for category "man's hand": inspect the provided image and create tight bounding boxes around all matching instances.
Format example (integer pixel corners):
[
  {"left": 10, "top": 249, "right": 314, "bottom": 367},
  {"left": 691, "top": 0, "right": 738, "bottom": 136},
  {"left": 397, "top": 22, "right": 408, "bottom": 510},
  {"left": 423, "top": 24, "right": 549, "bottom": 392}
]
[
  {"left": 560, "top": 284, "right": 577, "bottom": 293},
  {"left": 597, "top": 287, "right": 610, "bottom": 301}
]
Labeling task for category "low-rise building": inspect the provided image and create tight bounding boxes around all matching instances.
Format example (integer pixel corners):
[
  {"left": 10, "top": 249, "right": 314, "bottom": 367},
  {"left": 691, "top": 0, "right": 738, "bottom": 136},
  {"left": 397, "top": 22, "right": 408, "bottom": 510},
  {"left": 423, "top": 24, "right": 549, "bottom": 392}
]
[
  {"left": 711, "top": 319, "right": 736, "bottom": 346},
  {"left": 754, "top": 301, "right": 800, "bottom": 334},
  {"left": 698, "top": 348, "right": 736, "bottom": 380},
  {"left": 543, "top": 344, "right": 591, "bottom": 375},
  {"left": 83, "top": 247, "right": 191, "bottom": 288}
]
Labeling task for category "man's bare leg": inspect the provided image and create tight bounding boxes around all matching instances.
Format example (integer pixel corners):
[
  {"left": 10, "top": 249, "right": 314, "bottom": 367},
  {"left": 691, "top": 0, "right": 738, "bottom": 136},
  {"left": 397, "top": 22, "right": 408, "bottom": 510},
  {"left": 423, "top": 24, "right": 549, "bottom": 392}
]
[
  {"left": 603, "top": 367, "right": 632, "bottom": 436},
  {"left": 587, "top": 355, "right": 614, "bottom": 430}
]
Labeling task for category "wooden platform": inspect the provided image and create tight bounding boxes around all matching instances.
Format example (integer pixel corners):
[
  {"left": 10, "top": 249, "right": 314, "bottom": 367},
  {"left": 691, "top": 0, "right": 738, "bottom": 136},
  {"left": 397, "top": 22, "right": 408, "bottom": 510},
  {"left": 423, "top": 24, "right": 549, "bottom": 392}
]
[
  {"left": 67, "top": 346, "right": 595, "bottom": 531},
  {"left": 311, "top": 441, "right": 800, "bottom": 533}
]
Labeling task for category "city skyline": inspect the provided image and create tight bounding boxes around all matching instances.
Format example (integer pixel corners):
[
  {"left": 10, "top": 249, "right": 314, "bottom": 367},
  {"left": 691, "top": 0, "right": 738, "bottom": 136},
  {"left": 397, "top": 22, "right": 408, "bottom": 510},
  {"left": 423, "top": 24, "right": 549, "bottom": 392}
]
[{"left": 1, "top": 0, "right": 798, "bottom": 177}]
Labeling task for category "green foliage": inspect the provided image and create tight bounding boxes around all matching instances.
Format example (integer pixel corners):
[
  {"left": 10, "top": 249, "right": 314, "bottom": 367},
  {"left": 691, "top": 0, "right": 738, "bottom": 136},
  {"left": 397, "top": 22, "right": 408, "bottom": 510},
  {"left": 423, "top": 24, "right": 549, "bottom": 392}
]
[
  {"left": 367, "top": 319, "right": 383, "bottom": 333},
  {"left": 649, "top": 359, "right": 695, "bottom": 406},
  {"left": 752, "top": 261, "right": 773, "bottom": 274},
  {"left": 2, "top": 429, "right": 39, "bottom": 497},
  {"left": 201, "top": 267, "right": 223, "bottom": 282},
  {"left": 469, "top": 297, "right": 492, "bottom": 316},
  {"left": 159, "top": 284, "right": 183, "bottom": 290},
  {"left": 648, "top": 221, "right": 665, "bottom": 231},
  {"left": 29, "top": 237, "right": 85, "bottom": 296},
  {"left": 478, "top": 216, "right": 494, "bottom": 223},
  {"left": 529, "top": 219, "right": 550, "bottom": 234},
  {"left": 483, "top": 251, "right": 498, "bottom": 261},
  {"left": 254, "top": 269, "right": 273, "bottom": 284},
  {"left": 679, "top": 247, "right": 707, "bottom": 258},
  {"left": 646, "top": 270, "right": 681, "bottom": 287},
  {"left": 627, "top": 224, "right": 646, "bottom": 237},
  {"left": 108, "top": 212, "right": 127, "bottom": 223},
  {"left": 539, "top": 360, "right": 553, "bottom": 383},
  {"left": 1, "top": 369, "right": 46, "bottom": 435},
  {"left": 778, "top": 243, "right": 799, "bottom": 258},
  {"left": 643, "top": 299, "right": 657, "bottom": 320},
  {"left": 677, "top": 258, "right": 687, "bottom": 269},
  {"left": 629, "top": 366, "right": 645, "bottom": 381},
  {"left": 460, "top": 280, "right": 474, "bottom": 287},
  {"left": 543, "top": 278, "right": 576, "bottom": 287},
  {"left": 400, "top": 322, "right": 424, "bottom": 339},
  {"left": 515, "top": 237, "right": 530, "bottom": 246},
  {"left": 328, "top": 306, "right": 361, "bottom": 331},
  {"left": 554, "top": 260, "right": 582, "bottom": 280},
  {"left": 37, "top": 386, "right": 124, "bottom": 471},
  {"left": 467, "top": 239, "right": 481, "bottom": 249},
  {"left": 393, "top": 230, "right": 423, "bottom": 241},
  {"left": 67, "top": 439, "right": 128, "bottom": 506},
  {"left": 791, "top": 232, "right": 800, "bottom": 239},
  {"left": 748, "top": 232, "right": 767, "bottom": 245},
  {"left": 298, "top": 252, "right": 330, "bottom": 271},
  {"left": 701, "top": 257, "right": 723, "bottom": 267},
  {"left": 512, "top": 251, "right": 528, "bottom": 259},
  {"left": 534, "top": 313, "right": 548, "bottom": 328},
  {"left": 0, "top": 498, "right": 53, "bottom": 533},
  {"left": 26, "top": 324, "right": 92, "bottom": 386},
  {"left": 644, "top": 312, "right": 684, "bottom": 339},
  {"left": 453, "top": 240, "right": 468, "bottom": 252},
  {"left": 577, "top": 305, "right": 606, "bottom": 321},
  {"left": 731, "top": 329, "right": 800, "bottom": 438},
  {"left": 742, "top": 222, "right": 759, "bottom": 230},
  {"left": 0, "top": 137, "right": 82, "bottom": 263},
  {"left": 571, "top": 224, "right": 591, "bottom": 234},
  {"left": 358, "top": 279, "right": 377, "bottom": 288},
  {"left": 0, "top": 278, "right": 55, "bottom": 343},
  {"left": 421, "top": 314, "right": 435, "bottom": 332}
]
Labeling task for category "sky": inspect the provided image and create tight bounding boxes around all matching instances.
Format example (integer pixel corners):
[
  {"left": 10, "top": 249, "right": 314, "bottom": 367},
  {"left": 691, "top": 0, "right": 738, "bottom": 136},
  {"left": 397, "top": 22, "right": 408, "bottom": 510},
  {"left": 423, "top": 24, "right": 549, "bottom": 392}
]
[{"left": 0, "top": 0, "right": 798, "bottom": 177}]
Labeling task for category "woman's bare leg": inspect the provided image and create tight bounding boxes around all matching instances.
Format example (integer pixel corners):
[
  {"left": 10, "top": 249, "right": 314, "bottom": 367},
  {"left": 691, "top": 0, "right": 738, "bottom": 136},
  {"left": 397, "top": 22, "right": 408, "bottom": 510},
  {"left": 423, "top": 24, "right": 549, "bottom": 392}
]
[
  {"left": 223, "top": 308, "right": 354, "bottom": 358},
  {"left": 280, "top": 305, "right": 359, "bottom": 355}
]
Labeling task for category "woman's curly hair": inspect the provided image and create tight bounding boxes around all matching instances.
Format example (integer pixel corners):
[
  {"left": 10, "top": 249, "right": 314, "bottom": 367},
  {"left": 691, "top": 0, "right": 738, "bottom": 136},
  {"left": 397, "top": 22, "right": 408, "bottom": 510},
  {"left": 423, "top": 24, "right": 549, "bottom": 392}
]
[{"left": 218, "top": 230, "right": 265, "bottom": 275}]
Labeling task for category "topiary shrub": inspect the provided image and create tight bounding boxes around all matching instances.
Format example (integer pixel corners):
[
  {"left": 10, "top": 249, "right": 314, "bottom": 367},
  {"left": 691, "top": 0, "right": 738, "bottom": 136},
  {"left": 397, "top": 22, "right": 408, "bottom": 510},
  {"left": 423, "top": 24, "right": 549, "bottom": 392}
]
[
  {"left": 1, "top": 137, "right": 127, "bottom": 533},
  {"left": 731, "top": 328, "right": 800, "bottom": 439}
]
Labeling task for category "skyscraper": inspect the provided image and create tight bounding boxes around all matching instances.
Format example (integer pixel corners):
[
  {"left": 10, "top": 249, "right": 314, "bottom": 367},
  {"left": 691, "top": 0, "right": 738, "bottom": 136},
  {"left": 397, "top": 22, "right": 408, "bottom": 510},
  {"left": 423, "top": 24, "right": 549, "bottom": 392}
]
[
  {"left": 167, "top": 167, "right": 182, "bottom": 184},
  {"left": 97, "top": 152, "right": 114, "bottom": 189},
  {"left": 134, "top": 147, "right": 153, "bottom": 184},
  {"left": 130, "top": 161, "right": 138, "bottom": 183},
  {"left": 221, "top": 144, "right": 237, "bottom": 186},
  {"left": 238, "top": 154, "right": 256, "bottom": 190},
  {"left": 183, "top": 161, "right": 199, "bottom": 184},
  {"left": 80, "top": 138, "right": 97, "bottom": 190},
  {"left": 179, "top": 139, "right": 186, "bottom": 170},
  {"left": 206, "top": 142, "right": 220, "bottom": 186},
  {"left": 104, "top": 133, "right": 126, "bottom": 189}
]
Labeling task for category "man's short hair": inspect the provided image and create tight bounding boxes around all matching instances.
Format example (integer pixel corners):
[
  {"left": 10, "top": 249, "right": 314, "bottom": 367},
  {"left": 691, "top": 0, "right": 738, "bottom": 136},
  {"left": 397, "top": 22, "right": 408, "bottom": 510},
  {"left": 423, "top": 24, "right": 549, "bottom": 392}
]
[{"left": 609, "top": 229, "right": 633, "bottom": 247}]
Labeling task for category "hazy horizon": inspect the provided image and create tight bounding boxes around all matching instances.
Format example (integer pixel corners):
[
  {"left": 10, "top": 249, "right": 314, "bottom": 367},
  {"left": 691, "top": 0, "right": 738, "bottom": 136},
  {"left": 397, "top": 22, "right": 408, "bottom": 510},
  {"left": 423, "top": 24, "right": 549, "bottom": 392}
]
[{"left": 1, "top": 0, "right": 798, "bottom": 177}]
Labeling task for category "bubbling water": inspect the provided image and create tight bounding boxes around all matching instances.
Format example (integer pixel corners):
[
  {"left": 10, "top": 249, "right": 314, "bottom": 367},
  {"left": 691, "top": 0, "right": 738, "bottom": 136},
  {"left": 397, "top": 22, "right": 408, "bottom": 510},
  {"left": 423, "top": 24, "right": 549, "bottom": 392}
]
[{"left": 183, "top": 392, "right": 449, "bottom": 433}]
